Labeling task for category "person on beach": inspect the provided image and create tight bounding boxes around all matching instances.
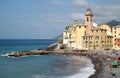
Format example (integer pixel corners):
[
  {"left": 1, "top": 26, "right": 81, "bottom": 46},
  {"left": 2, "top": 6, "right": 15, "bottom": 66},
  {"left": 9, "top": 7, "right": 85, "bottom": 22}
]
[
  {"left": 95, "top": 63, "right": 100, "bottom": 68},
  {"left": 112, "top": 70, "right": 116, "bottom": 76},
  {"left": 109, "top": 64, "right": 112, "bottom": 73}
]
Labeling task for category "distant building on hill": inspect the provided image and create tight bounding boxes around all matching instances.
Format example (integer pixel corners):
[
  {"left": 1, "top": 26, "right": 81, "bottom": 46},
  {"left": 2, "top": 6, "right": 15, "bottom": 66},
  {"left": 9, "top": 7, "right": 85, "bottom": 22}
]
[{"left": 63, "top": 8, "right": 120, "bottom": 50}]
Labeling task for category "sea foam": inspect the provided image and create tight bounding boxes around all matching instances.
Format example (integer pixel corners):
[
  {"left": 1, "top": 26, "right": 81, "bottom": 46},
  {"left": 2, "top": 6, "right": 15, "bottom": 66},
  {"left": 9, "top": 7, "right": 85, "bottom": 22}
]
[
  {"left": 66, "top": 57, "right": 95, "bottom": 78},
  {"left": 33, "top": 57, "right": 95, "bottom": 78}
]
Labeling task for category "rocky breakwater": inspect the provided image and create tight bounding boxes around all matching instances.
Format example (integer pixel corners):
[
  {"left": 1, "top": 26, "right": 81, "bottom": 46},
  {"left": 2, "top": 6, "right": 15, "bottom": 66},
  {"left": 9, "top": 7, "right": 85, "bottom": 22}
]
[
  {"left": 7, "top": 37, "right": 66, "bottom": 57},
  {"left": 8, "top": 50, "right": 51, "bottom": 57}
]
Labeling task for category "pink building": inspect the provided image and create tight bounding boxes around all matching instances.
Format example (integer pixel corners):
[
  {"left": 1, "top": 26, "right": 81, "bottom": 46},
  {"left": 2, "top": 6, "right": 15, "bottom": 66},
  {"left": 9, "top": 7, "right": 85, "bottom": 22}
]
[{"left": 85, "top": 8, "right": 93, "bottom": 35}]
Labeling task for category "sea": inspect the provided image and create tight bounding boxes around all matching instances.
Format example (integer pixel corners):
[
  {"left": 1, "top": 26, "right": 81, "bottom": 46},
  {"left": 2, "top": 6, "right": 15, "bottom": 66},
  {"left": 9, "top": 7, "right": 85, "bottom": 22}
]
[{"left": 0, "top": 39, "right": 95, "bottom": 78}]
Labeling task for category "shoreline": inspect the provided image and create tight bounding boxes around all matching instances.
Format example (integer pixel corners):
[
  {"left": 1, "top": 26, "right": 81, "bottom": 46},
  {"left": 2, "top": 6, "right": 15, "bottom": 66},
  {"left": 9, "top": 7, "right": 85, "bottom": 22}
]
[
  {"left": 4, "top": 48, "right": 119, "bottom": 78},
  {"left": 88, "top": 56, "right": 103, "bottom": 78},
  {"left": 88, "top": 52, "right": 118, "bottom": 78}
]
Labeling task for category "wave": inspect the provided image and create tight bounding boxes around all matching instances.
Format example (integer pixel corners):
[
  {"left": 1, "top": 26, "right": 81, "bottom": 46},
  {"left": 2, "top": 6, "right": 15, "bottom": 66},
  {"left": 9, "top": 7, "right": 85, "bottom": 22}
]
[
  {"left": 33, "top": 57, "right": 95, "bottom": 78},
  {"left": 1, "top": 53, "right": 9, "bottom": 57},
  {"left": 66, "top": 57, "right": 95, "bottom": 78}
]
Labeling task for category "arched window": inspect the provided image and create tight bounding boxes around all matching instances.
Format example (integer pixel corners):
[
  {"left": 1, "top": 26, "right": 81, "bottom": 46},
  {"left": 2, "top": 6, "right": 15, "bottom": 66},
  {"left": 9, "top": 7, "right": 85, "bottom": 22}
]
[
  {"left": 87, "top": 17, "right": 89, "bottom": 21},
  {"left": 95, "top": 36, "right": 99, "bottom": 40}
]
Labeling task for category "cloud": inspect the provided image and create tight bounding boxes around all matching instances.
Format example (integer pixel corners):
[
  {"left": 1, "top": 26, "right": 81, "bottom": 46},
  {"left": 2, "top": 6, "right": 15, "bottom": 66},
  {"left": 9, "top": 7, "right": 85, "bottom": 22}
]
[
  {"left": 41, "top": 15, "right": 69, "bottom": 23},
  {"left": 92, "top": 5, "right": 120, "bottom": 23},
  {"left": 52, "top": 0, "right": 64, "bottom": 5},
  {"left": 69, "top": 13, "right": 84, "bottom": 20},
  {"left": 72, "top": 0, "right": 88, "bottom": 6}
]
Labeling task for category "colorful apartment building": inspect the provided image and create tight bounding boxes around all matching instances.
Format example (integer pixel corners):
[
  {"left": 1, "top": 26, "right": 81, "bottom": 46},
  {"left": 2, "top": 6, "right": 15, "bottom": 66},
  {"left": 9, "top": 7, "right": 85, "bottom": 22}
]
[
  {"left": 63, "top": 8, "right": 120, "bottom": 50},
  {"left": 63, "top": 20, "right": 86, "bottom": 49},
  {"left": 112, "top": 25, "right": 120, "bottom": 50}
]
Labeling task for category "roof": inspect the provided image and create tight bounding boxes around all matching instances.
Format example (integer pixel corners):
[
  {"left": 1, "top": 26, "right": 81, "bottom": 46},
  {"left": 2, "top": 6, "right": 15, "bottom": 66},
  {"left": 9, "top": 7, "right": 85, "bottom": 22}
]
[
  {"left": 85, "top": 8, "right": 93, "bottom": 16},
  {"left": 91, "top": 27, "right": 107, "bottom": 31},
  {"left": 76, "top": 24, "right": 86, "bottom": 27},
  {"left": 112, "top": 25, "right": 120, "bottom": 28}
]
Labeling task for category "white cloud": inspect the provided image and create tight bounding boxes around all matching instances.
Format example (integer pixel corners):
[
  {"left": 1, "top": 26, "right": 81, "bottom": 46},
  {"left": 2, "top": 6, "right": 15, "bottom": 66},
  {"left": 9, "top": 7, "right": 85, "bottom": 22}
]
[
  {"left": 92, "top": 5, "right": 120, "bottom": 23},
  {"left": 41, "top": 15, "right": 69, "bottom": 23},
  {"left": 72, "top": 0, "right": 88, "bottom": 6},
  {"left": 69, "top": 13, "right": 84, "bottom": 20},
  {"left": 52, "top": 0, "right": 64, "bottom": 5}
]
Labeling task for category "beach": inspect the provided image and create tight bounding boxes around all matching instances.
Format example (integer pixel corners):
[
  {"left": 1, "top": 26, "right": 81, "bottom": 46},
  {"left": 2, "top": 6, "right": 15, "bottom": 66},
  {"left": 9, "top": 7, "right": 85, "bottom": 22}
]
[
  {"left": 6, "top": 50, "right": 120, "bottom": 78},
  {"left": 88, "top": 51, "right": 120, "bottom": 78}
]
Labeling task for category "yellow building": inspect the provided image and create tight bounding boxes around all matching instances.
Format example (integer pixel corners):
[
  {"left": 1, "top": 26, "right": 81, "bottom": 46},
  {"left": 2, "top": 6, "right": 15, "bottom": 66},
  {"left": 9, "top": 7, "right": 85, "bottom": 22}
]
[
  {"left": 112, "top": 25, "right": 120, "bottom": 50},
  {"left": 63, "top": 20, "right": 86, "bottom": 49},
  {"left": 98, "top": 24, "right": 112, "bottom": 36},
  {"left": 63, "top": 8, "right": 93, "bottom": 50},
  {"left": 63, "top": 8, "right": 120, "bottom": 50},
  {"left": 87, "top": 28, "right": 112, "bottom": 50}
]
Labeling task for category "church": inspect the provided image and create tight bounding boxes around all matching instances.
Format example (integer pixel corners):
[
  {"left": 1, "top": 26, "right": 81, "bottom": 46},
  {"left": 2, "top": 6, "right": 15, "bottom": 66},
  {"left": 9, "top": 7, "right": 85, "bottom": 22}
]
[{"left": 63, "top": 8, "right": 120, "bottom": 50}]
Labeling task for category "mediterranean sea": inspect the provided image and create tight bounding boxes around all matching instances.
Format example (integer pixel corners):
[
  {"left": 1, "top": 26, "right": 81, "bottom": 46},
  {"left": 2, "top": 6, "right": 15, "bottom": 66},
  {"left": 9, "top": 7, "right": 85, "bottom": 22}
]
[{"left": 0, "top": 39, "right": 95, "bottom": 78}]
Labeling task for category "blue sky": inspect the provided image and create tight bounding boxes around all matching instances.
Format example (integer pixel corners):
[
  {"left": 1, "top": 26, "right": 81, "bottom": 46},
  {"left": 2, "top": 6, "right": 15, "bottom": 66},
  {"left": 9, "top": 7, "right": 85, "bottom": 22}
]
[{"left": 0, "top": 0, "right": 120, "bottom": 39}]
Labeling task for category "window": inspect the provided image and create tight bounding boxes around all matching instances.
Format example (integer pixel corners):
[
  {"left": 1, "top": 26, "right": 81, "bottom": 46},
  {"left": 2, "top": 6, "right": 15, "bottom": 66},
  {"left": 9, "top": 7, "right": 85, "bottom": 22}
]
[
  {"left": 84, "top": 31, "right": 86, "bottom": 35},
  {"left": 90, "top": 45, "right": 92, "bottom": 47},
  {"left": 85, "top": 41, "right": 88, "bottom": 43},
  {"left": 69, "top": 34, "right": 71, "bottom": 38},
  {"left": 87, "top": 17, "right": 89, "bottom": 21},
  {"left": 65, "top": 37, "right": 68, "bottom": 39},
  {"left": 79, "top": 26, "right": 81, "bottom": 28},
  {"left": 89, "top": 37, "right": 92, "bottom": 40},
  {"left": 95, "top": 36, "right": 99, "bottom": 40},
  {"left": 83, "top": 37, "right": 85, "bottom": 40},
  {"left": 115, "top": 35, "right": 116, "bottom": 37},
  {"left": 101, "top": 41, "right": 104, "bottom": 43},
  {"left": 65, "top": 35, "right": 68, "bottom": 39},
  {"left": 114, "top": 27, "right": 116, "bottom": 30},
  {"left": 115, "top": 31, "right": 116, "bottom": 33},
  {"left": 90, "top": 41, "right": 92, "bottom": 44},
  {"left": 96, "top": 30, "right": 98, "bottom": 32},
  {"left": 96, "top": 41, "right": 98, "bottom": 43}
]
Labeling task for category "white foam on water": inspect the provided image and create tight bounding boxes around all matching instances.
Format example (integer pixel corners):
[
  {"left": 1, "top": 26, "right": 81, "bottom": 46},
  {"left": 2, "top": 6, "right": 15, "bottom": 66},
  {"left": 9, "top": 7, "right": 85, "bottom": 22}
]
[
  {"left": 33, "top": 56, "right": 95, "bottom": 78},
  {"left": 1, "top": 53, "right": 9, "bottom": 57},
  {"left": 33, "top": 75, "right": 48, "bottom": 78},
  {"left": 66, "top": 58, "right": 95, "bottom": 78}
]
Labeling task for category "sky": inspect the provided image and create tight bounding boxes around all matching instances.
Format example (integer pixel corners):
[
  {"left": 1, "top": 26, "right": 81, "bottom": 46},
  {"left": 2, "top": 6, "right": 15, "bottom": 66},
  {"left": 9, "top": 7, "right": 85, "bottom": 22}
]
[{"left": 0, "top": 0, "right": 120, "bottom": 39}]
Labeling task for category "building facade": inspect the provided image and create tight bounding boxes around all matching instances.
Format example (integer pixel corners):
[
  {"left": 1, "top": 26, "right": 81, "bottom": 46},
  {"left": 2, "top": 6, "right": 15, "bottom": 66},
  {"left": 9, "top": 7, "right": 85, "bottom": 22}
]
[
  {"left": 63, "top": 8, "right": 120, "bottom": 50},
  {"left": 63, "top": 20, "right": 86, "bottom": 49},
  {"left": 112, "top": 25, "right": 120, "bottom": 50}
]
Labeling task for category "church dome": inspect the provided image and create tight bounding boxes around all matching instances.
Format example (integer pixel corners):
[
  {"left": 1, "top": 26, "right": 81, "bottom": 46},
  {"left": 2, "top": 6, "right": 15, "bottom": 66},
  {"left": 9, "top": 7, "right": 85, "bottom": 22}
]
[{"left": 85, "top": 8, "right": 93, "bottom": 16}]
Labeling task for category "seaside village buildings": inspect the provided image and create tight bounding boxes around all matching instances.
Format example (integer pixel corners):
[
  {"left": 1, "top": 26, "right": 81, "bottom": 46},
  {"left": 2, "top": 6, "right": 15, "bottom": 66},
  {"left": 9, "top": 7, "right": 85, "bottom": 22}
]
[{"left": 63, "top": 8, "right": 120, "bottom": 51}]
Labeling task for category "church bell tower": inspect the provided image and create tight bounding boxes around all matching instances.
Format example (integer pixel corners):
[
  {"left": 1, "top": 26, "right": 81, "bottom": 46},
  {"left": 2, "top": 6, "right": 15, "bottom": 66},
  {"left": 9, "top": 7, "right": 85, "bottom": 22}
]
[{"left": 85, "top": 8, "right": 93, "bottom": 35}]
